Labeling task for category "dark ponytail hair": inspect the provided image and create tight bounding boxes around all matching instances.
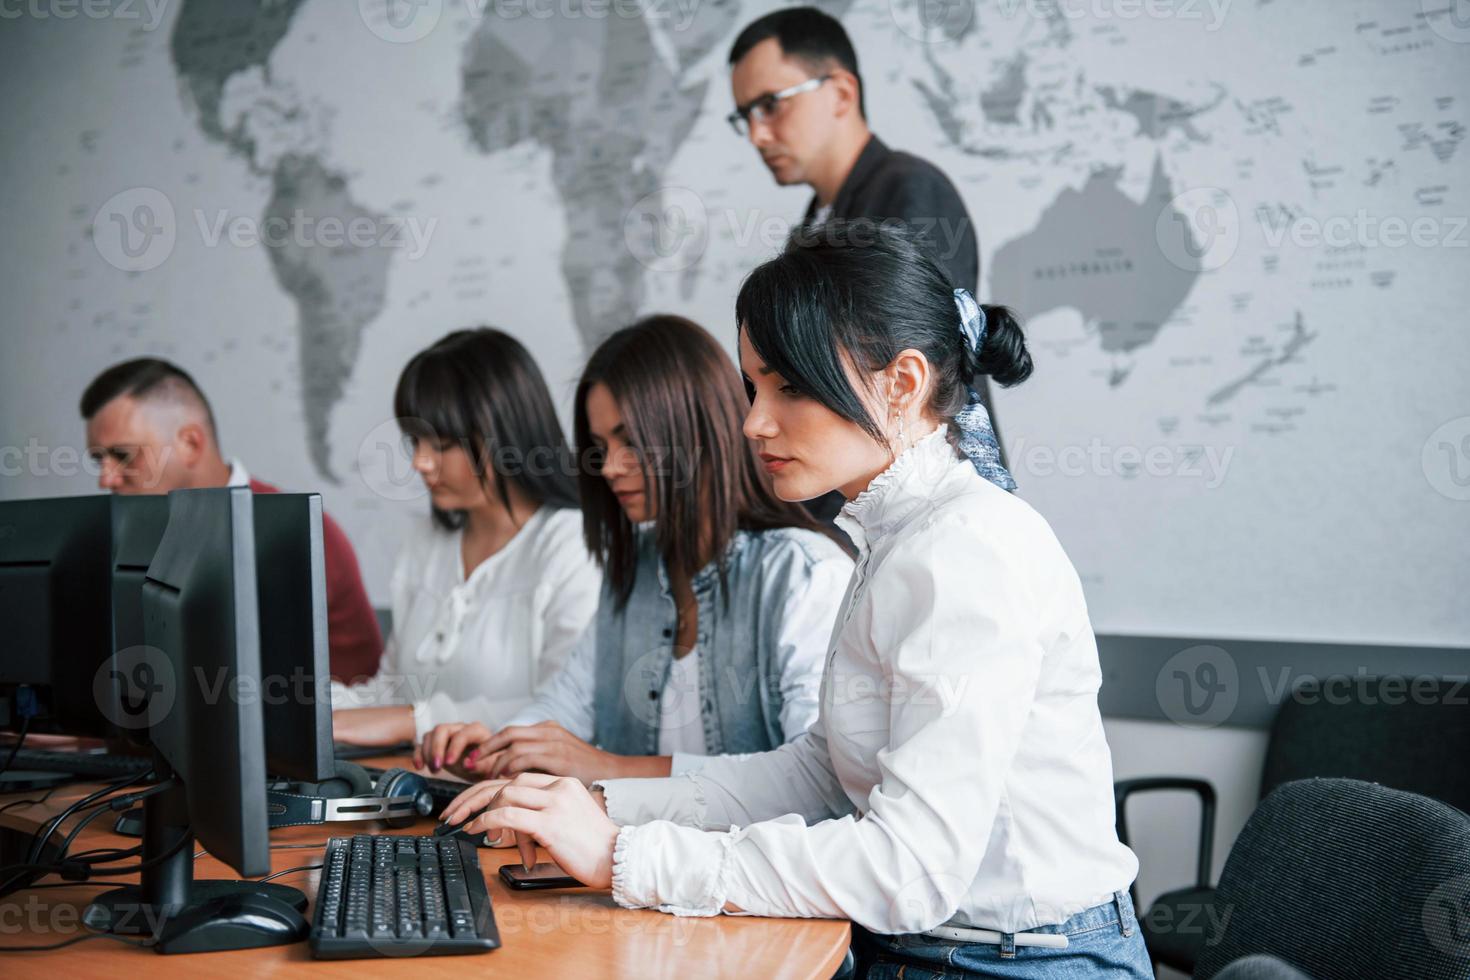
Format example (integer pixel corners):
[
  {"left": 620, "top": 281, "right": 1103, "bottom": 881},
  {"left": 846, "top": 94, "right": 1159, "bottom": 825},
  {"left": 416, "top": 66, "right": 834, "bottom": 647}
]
[
  {"left": 736, "top": 221, "right": 1031, "bottom": 448},
  {"left": 394, "top": 327, "right": 579, "bottom": 532}
]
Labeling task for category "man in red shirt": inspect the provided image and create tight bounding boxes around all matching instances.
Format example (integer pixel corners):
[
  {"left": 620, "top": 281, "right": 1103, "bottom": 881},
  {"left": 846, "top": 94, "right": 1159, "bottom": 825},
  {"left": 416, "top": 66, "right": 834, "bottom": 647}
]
[{"left": 80, "top": 357, "right": 381, "bottom": 683}]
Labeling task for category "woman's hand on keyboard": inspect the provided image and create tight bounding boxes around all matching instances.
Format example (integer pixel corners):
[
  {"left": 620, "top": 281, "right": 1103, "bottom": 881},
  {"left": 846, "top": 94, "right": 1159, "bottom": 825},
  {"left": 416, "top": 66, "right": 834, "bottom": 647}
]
[{"left": 415, "top": 721, "right": 492, "bottom": 775}]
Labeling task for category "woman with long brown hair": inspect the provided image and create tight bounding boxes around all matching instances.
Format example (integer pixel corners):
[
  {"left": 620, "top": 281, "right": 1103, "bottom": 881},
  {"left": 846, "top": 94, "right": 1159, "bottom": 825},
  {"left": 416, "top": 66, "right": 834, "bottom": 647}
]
[{"left": 417, "top": 314, "right": 852, "bottom": 783}]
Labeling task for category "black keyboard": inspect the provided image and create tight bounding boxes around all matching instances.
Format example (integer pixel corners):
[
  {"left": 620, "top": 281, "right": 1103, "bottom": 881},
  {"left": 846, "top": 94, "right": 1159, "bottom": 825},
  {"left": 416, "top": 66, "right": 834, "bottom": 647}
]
[
  {"left": 310, "top": 834, "right": 500, "bottom": 959},
  {"left": 334, "top": 741, "right": 414, "bottom": 761},
  {"left": 361, "top": 765, "right": 469, "bottom": 817},
  {"left": 3, "top": 748, "right": 153, "bottom": 778}
]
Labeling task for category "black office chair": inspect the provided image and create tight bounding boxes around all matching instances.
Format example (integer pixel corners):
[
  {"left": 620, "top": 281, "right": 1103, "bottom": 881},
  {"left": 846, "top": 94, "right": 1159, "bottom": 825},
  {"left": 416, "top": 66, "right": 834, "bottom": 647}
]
[
  {"left": 1194, "top": 778, "right": 1470, "bottom": 980},
  {"left": 1115, "top": 676, "right": 1470, "bottom": 973},
  {"left": 1211, "top": 954, "right": 1312, "bottom": 980}
]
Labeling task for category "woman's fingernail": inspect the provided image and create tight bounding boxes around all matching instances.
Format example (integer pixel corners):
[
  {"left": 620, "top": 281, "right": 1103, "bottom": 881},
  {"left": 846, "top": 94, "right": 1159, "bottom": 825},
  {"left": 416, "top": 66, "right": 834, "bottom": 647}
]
[
  {"left": 433, "top": 756, "right": 442, "bottom": 770},
  {"left": 466, "top": 749, "right": 478, "bottom": 763}
]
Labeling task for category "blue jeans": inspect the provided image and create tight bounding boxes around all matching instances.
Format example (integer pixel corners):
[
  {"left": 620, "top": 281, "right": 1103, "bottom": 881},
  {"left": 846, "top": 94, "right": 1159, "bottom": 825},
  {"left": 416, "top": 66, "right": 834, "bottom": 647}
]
[{"left": 852, "top": 890, "right": 1153, "bottom": 979}]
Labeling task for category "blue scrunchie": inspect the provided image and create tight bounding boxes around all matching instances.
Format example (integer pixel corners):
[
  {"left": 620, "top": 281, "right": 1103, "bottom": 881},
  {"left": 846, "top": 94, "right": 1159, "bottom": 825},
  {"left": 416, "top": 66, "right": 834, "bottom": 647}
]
[{"left": 952, "top": 288, "right": 1016, "bottom": 492}]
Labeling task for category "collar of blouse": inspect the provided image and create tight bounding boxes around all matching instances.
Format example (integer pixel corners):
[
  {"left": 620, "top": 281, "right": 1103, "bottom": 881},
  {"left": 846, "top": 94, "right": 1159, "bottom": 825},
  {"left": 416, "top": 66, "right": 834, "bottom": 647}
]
[{"left": 835, "top": 424, "right": 959, "bottom": 554}]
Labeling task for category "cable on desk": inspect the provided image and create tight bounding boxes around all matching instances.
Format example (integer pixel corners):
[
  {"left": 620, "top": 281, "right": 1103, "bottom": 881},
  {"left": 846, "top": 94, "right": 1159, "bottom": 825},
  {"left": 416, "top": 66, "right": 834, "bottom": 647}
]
[
  {"left": 0, "top": 783, "right": 63, "bottom": 816},
  {"left": 25, "top": 771, "right": 151, "bottom": 867},
  {"left": 0, "top": 716, "right": 32, "bottom": 777},
  {"left": 0, "top": 810, "right": 191, "bottom": 893},
  {"left": 259, "top": 863, "right": 323, "bottom": 883},
  {"left": 0, "top": 930, "right": 155, "bottom": 952}
]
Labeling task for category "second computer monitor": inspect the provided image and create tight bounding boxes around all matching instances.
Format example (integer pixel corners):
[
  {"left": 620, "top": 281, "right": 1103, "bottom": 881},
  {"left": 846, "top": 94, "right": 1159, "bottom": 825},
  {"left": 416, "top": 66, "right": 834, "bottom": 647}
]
[
  {"left": 142, "top": 486, "right": 271, "bottom": 877},
  {"left": 252, "top": 492, "right": 334, "bottom": 783}
]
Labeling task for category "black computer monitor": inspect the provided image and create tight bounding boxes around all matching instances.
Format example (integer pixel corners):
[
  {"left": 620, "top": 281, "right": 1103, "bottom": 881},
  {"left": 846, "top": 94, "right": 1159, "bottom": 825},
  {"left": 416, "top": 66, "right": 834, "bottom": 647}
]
[
  {"left": 252, "top": 492, "right": 334, "bottom": 783},
  {"left": 86, "top": 486, "right": 308, "bottom": 951},
  {"left": 108, "top": 494, "right": 171, "bottom": 731},
  {"left": 0, "top": 495, "right": 115, "bottom": 738}
]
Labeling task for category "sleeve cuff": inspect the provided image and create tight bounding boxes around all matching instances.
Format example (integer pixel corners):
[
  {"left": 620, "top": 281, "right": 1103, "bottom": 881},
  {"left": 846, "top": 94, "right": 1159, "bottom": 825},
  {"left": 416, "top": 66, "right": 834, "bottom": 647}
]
[
  {"left": 411, "top": 699, "right": 436, "bottom": 742},
  {"left": 669, "top": 752, "right": 709, "bottom": 776},
  {"left": 608, "top": 822, "right": 740, "bottom": 917}
]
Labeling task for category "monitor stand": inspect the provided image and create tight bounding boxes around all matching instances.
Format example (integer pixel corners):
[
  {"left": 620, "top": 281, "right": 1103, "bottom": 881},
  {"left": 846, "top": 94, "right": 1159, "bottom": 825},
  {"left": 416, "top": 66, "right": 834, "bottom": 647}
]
[{"left": 84, "top": 779, "right": 309, "bottom": 953}]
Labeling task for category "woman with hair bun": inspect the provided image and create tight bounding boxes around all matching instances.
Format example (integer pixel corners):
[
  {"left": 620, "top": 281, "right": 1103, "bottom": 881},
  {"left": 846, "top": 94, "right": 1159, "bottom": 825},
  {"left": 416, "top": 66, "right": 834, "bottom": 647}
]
[{"left": 444, "top": 225, "right": 1148, "bottom": 979}]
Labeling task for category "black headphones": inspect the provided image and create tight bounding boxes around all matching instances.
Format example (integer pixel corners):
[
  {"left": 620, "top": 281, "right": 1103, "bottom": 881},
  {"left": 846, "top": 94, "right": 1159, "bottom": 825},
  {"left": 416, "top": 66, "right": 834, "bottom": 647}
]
[{"left": 266, "top": 761, "right": 433, "bottom": 829}]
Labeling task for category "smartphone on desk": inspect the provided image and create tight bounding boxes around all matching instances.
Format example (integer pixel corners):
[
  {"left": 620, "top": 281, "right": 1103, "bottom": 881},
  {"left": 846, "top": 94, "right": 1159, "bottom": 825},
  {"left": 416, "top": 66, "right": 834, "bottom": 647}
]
[{"left": 499, "top": 862, "right": 583, "bottom": 890}]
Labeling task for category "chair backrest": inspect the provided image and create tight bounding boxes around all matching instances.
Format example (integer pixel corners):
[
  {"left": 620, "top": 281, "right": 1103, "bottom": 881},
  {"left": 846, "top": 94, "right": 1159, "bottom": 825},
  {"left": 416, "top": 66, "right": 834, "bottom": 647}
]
[
  {"left": 1196, "top": 778, "right": 1470, "bottom": 980},
  {"left": 1261, "top": 676, "right": 1470, "bottom": 813},
  {"left": 1212, "top": 954, "right": 1313, "bottom": 980}
]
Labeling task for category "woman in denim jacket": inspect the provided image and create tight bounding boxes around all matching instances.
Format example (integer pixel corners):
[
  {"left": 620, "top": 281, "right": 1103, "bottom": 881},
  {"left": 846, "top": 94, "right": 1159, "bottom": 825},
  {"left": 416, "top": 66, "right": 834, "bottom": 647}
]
[{"left": 417, "top": 314, "right": 853, "bottom": 783}]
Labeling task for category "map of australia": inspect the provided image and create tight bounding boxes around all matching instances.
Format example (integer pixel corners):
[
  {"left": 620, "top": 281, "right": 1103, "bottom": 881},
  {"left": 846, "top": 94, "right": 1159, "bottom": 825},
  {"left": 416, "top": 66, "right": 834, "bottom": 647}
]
[{"left": 990, "top": 155, "right": 1199, "bottom": 367}]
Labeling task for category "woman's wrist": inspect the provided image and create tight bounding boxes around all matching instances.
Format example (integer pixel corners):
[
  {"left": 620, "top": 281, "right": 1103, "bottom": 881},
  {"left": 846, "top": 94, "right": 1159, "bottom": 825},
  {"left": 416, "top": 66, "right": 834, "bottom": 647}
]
[
  {"left": 392, "top": 705, "right": 417, "bottom": 742},
  {"left": 616, "top": 755, "right": 673, "bottom": 779}
]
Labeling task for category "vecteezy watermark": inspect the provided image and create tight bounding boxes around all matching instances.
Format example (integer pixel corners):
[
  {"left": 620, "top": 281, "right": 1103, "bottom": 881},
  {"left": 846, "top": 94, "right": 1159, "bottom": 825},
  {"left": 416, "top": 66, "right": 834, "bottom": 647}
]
[
  {"left": 1008, "top": 438, "right": 1234, "bottom": 488},
  {"left": 1423, "top": 416, "right": 1470, "bottom": 501},
  {"left": 1156, "top": 187, "right": 1240, "bottom": 273},
  {"left": 354, "top": 417, "right": 705, "bottom": 503},
  {"left": 1140, "top": 898, "right": 1232, "bottom": 947},
  {"left": 1156, "top": 644, "right": 1239, "bottom": 728},
  {"left": 92, "top": 187, "right": 177, "bottom": 273},
  {"left": 887, "top": 870, "right": 973, "bottom": 933},
  {"left": 357, "top": 0, "right": 699, "bottom": 43},
  {"left": 0, "top": 896, "right": 169, "bottom": 941},
  {"left": 0, "top": 439, "right": 111, "bottom": 480},
  {"left": 493, "top": 895, "right": 699, "bottom": 943},
  {"left": 1157, "top": 645, "right": 1470, "bottom": 729},
  {"left": 824, "top": 669, "right": 972, "bottom": 716},
  {"left": 94, "top": 646, "right": 439, "bottom": 722},
  {"left": 91, "top": 186, "right": 437, "bottom": 272},
  {"left": 888, "top": 0, "right": 976, "bottom": 44},
  {"left": 623, "top": 187, "right": 709, "bottom": 274},
  {"left": 469, "top": 0, "right": 700, "bottom": 30},
  {"left": 1256, "top": 207, "right": 1469, "bottom": 251},
  {"left": 94, "top": 645, "right": 177, "bottom": 731},
  {"left": 1422, "top": 874, "right": 1470, "bottom": 957},
  {"left": 0, "top": 0, "right": 171, "bottom": 30},
  {"left": 193, "top": 208, "right": 436, "bottom": 260},
  {"left": 994, "top": 0, "right": 1232, "bottom": 30},
  {"left": 624, "top": 188, "right": 976, "bottom": 272},
  {"left": 1422, "top": 0, "right": 1470, "bottom": 45},
  {"left": 357, "top": 0, "right": 441, "bottom": 43},
  {"left": 621, "top": 647, "right": 680, "bottom": 727}
]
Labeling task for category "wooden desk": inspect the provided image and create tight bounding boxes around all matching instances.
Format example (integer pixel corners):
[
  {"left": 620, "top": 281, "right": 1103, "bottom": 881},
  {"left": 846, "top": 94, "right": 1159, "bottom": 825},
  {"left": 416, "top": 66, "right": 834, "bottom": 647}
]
[{"left": 0, "top": 756, "right": 849, "bottom": 978}]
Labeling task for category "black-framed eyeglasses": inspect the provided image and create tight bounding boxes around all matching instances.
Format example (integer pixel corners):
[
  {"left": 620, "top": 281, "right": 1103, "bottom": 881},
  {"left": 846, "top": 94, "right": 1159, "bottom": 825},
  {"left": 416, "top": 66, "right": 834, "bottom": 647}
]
[{"left": 727, "top": 75, "right": 831, "bottom": 137}]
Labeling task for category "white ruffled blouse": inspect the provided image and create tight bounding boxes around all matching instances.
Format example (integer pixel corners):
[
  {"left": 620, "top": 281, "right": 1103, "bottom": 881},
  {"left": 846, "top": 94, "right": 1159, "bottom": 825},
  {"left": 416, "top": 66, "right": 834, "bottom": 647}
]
[{"left": 597, "top": 427, "right": 1138, "bottom": 935}]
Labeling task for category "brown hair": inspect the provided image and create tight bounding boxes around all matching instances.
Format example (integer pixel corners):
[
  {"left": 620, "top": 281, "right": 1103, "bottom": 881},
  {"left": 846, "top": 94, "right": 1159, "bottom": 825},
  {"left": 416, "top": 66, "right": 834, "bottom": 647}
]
[{"left": 574, "top": 314, "right": 838, "bottom": 608}]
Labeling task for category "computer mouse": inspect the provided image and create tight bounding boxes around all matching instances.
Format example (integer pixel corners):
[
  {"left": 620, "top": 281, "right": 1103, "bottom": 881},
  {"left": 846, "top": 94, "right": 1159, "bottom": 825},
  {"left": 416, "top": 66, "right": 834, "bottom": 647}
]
[
  {"left": 434, "top": 817, "right": 487, "bottom": 846},
  {"left": 155, "top": 891, "right": 309, "bottom": 953}
]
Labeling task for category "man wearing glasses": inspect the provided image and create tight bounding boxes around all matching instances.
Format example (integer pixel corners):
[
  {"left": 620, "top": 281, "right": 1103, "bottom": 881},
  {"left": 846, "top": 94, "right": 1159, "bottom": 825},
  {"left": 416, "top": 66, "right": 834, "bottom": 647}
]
[{"left": 726, "top": 7, "right": 1000, "bottom": 509}]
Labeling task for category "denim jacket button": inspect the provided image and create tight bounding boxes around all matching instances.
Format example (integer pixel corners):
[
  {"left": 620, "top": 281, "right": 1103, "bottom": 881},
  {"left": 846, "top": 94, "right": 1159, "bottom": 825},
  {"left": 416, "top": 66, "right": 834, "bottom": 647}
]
[{"left": 648, "top": 690, "right": 659, "bottom": 700}]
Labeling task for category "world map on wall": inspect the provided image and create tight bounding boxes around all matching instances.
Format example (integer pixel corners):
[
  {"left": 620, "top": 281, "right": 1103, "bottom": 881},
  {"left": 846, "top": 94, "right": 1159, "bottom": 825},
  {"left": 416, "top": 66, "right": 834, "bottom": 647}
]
[
  {"left": 148, "top": 0, "right": 1464, "bottom": 481},
  {"left": 17, "top": 0, "right": 1469, "bottom": 641}
]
